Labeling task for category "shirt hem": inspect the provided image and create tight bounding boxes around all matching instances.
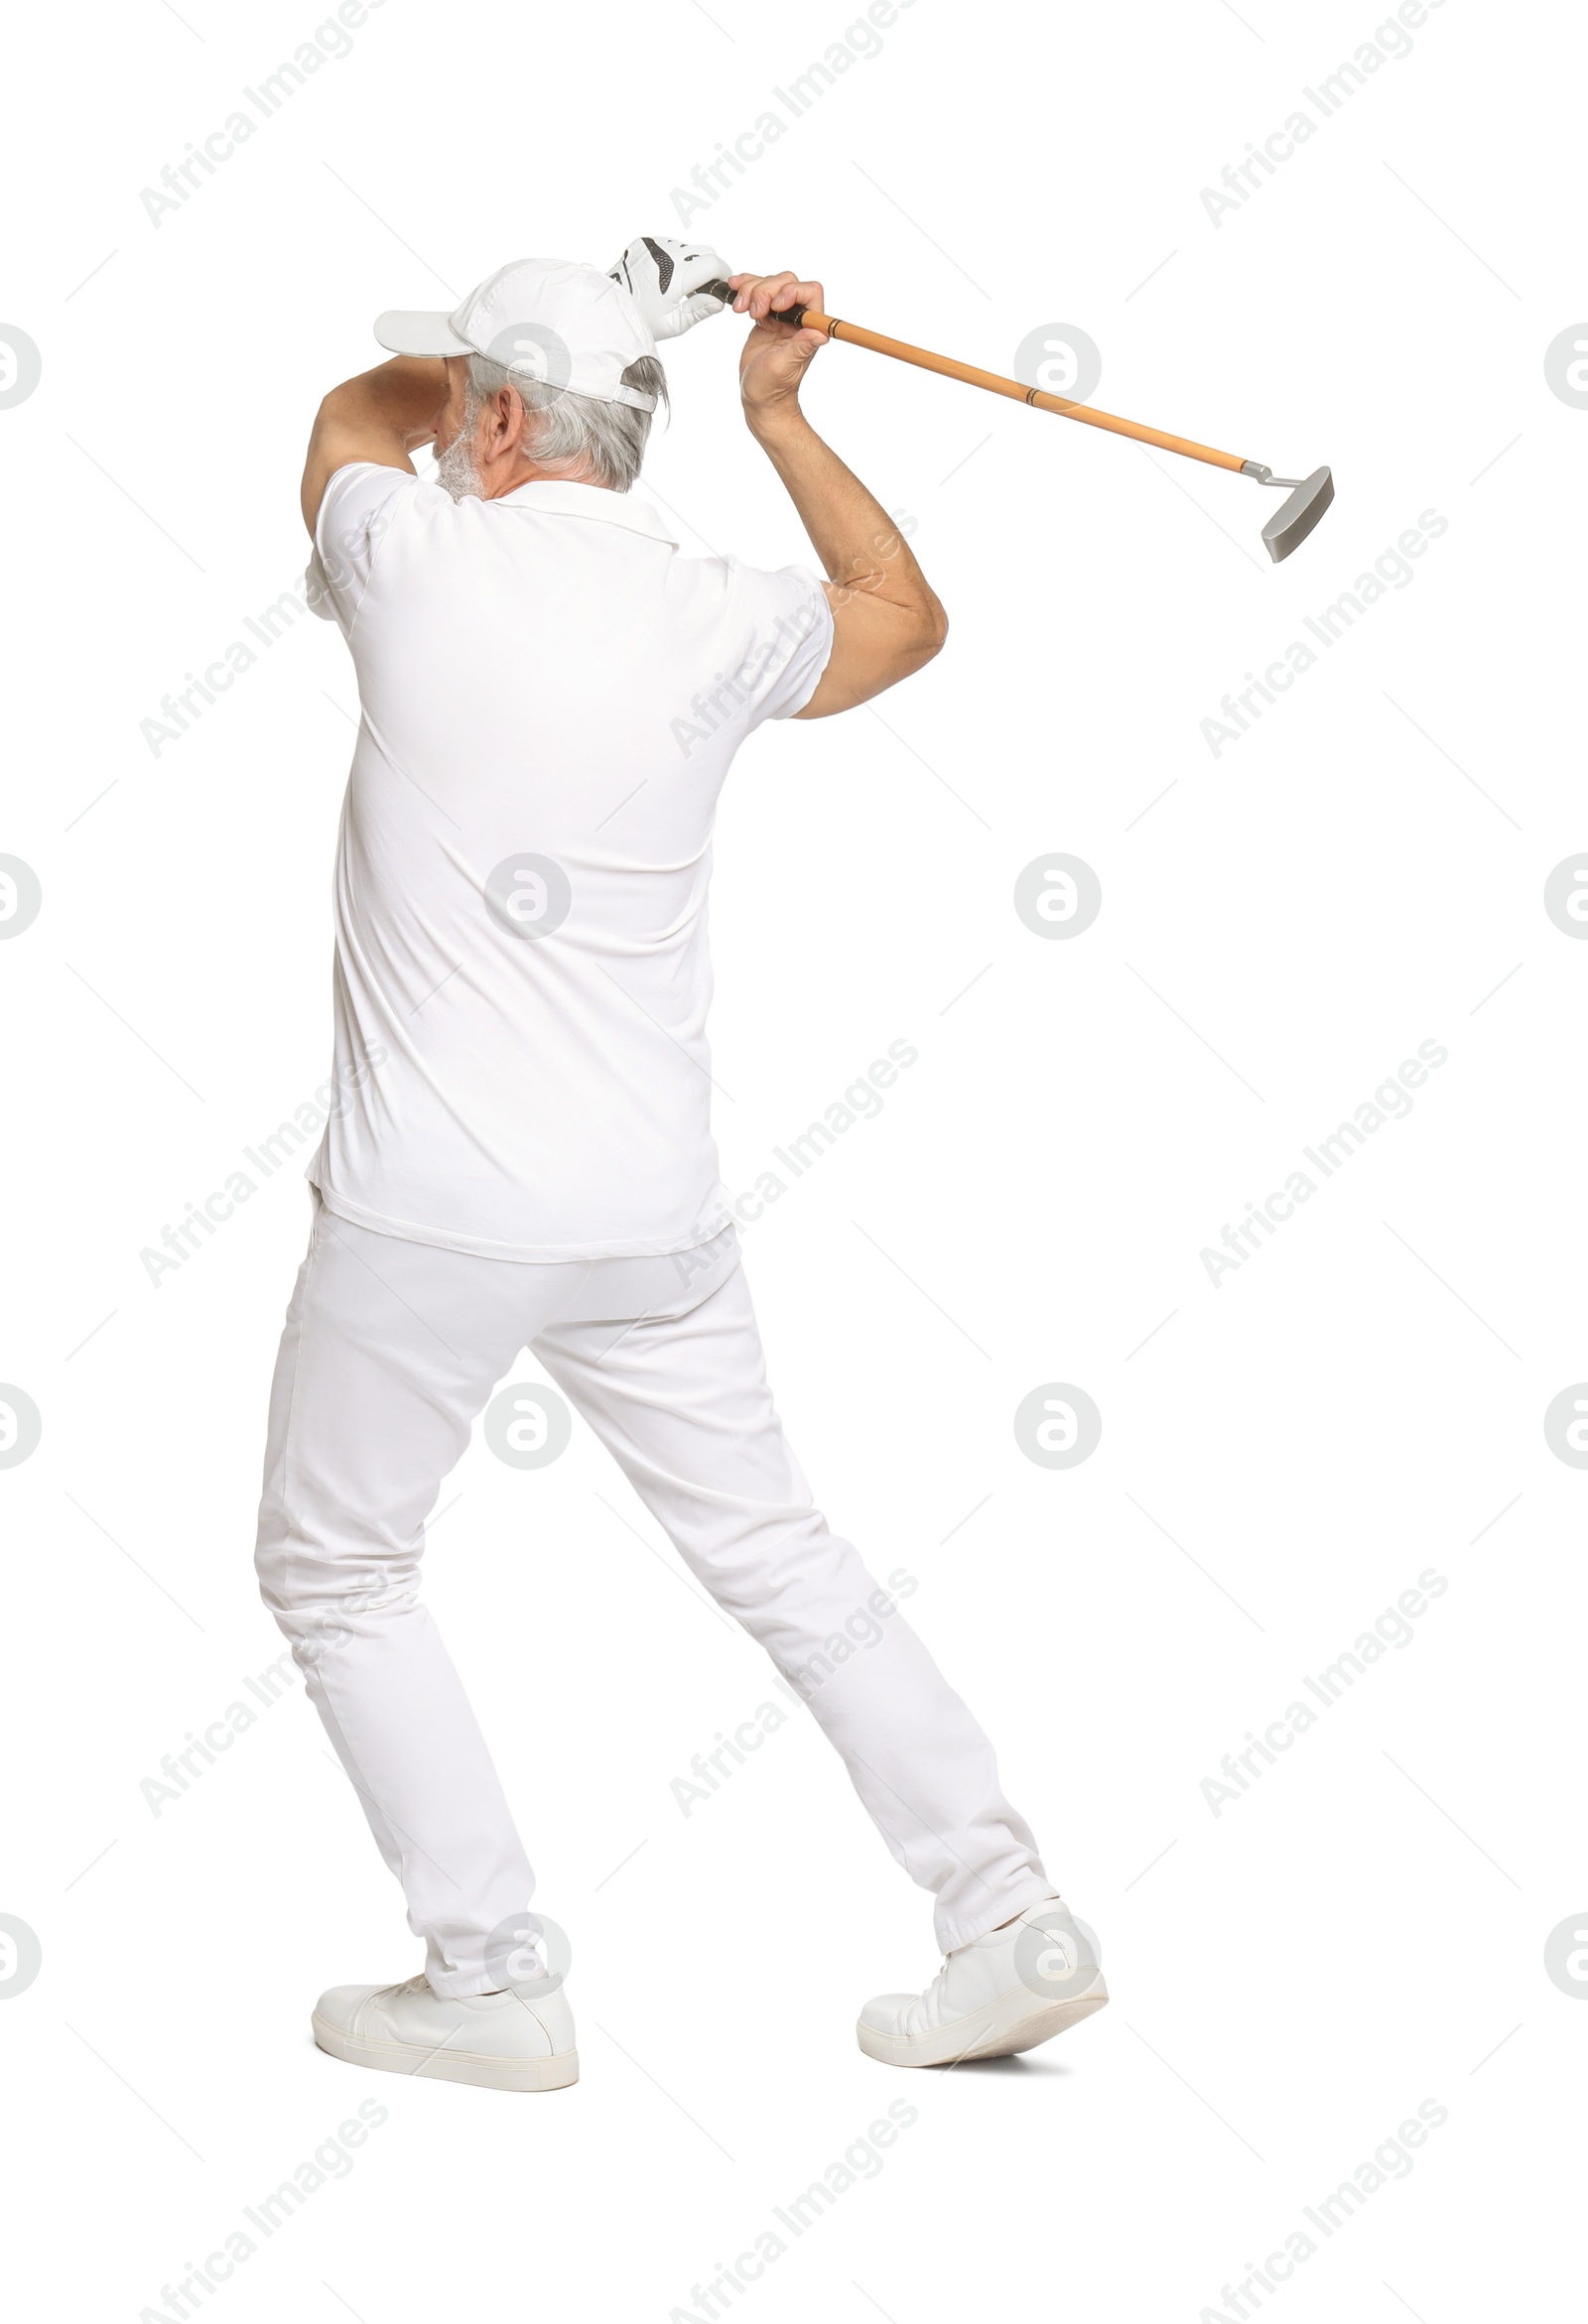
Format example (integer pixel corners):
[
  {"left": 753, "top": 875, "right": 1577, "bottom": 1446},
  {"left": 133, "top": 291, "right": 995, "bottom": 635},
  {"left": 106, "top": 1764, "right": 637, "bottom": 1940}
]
[{"left": 308, "top": 1172, "right": 733, "bottom": 1265}]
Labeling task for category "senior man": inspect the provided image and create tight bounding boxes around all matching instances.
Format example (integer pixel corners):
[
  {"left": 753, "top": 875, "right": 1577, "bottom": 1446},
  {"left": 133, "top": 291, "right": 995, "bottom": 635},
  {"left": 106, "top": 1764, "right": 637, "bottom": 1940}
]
[{"left": 256, "top": 239, "right": 1105, "bottom": 2090}]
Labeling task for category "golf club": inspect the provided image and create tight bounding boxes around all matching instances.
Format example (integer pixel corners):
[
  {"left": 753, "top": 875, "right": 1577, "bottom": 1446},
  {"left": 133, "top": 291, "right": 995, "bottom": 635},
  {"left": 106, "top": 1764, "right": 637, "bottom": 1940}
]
[{"left": 703, "top": 283, "right": 1333, "bottom": 564}]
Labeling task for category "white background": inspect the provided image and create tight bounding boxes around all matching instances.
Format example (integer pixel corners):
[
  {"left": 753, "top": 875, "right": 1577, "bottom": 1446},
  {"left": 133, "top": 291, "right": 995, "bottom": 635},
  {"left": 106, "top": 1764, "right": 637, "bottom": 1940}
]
[{"left": 2, "top": 1, "right": 1583, "bottom": 2317}]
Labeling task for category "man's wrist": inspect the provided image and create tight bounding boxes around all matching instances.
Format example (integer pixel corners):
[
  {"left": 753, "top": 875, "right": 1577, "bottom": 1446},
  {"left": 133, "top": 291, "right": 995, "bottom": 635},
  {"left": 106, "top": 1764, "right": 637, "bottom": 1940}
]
[{"left": 745, "top": 401, "right": 814, "bottom": 450}]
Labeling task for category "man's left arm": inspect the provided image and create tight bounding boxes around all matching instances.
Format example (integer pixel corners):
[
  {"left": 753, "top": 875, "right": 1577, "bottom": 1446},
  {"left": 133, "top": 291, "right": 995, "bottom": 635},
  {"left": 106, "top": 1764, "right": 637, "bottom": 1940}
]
[
  {"left": 301, "top": 357, "right": 449, "bottom": 536},
  {"left": 728, "top": 271, "right": 947, "bottom": 718}
]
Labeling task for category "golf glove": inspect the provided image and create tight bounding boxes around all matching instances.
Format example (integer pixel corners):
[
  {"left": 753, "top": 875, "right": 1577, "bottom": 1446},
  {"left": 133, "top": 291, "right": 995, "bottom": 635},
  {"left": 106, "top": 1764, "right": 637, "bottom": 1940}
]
[{"left": 607, "top": 236, "right": 732, "bottom": 340}]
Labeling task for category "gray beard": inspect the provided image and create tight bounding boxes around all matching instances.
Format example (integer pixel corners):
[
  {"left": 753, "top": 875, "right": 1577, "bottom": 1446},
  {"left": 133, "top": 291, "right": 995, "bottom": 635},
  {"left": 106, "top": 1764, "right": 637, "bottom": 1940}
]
[{"left": 435, "top": 430, "right": 484, "bottom": 502}]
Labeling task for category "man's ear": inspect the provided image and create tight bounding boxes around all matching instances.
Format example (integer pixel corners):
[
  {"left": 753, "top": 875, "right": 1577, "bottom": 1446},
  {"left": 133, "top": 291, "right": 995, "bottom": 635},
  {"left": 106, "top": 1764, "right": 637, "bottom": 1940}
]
[{"left": 486, "top": 385, "right": 526, "bottom": 462}]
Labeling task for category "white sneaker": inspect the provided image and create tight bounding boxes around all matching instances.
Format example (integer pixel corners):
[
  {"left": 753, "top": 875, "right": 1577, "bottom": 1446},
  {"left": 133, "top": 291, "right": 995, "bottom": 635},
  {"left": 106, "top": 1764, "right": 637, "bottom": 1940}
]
[
  {"left": 312, "top": 1973, "right": 578, "bottom": 2092},
  {"left": 858, "top": 1895, "right": 1108, "bottom": 2068}
]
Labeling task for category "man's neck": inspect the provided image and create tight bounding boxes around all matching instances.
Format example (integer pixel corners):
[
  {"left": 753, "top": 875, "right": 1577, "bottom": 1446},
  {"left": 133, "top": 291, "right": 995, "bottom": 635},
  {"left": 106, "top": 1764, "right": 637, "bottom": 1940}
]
[{"left": 484, "top": 461, "right": 611, "bottom": 501}]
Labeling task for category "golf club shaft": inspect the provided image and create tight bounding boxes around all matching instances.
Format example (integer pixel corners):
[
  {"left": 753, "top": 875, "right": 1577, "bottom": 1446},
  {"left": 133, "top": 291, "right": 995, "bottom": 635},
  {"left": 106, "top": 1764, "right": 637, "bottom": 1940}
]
[{"left": 767, "top": 300, "right": 1250, "bottom": 475}]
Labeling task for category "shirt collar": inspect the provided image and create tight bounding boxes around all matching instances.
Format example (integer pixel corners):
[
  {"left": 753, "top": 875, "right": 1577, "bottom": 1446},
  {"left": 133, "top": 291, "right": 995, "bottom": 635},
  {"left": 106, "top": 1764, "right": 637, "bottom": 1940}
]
[{"left": 497, "top": 476, "right": 678, "bottom": 546}]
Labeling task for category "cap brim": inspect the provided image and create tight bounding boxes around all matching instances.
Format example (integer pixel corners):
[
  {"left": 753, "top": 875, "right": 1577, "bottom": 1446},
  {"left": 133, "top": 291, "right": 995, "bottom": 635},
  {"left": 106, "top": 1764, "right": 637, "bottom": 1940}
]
[{"left": 373, "top": 308, "right": 472, "bottom": 357}]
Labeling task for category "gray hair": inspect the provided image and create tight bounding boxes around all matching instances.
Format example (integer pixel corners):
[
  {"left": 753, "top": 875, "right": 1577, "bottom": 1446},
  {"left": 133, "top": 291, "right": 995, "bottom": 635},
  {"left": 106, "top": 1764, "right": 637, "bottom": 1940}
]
[{"left": 463, "top": 352, "right": 667, "bottom": 492}]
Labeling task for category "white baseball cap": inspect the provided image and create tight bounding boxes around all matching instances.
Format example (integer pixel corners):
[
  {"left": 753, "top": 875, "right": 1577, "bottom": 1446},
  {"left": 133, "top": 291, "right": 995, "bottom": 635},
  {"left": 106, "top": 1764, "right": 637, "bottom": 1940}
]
[{"left": 374, "top": 257, "right": 659, "bottom": 411}]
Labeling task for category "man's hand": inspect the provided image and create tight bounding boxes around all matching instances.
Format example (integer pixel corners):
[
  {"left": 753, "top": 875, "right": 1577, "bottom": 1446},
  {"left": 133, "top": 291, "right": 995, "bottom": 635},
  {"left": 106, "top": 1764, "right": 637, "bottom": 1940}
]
[
  {"left": 608, "top": 236, "right": 733, "bottom": 339},
  {"left": 728, "top": 272, "right": 828, "bottom": 429},
  {"left": 728, "top": 268, "right": 946, "bottom": 717}
]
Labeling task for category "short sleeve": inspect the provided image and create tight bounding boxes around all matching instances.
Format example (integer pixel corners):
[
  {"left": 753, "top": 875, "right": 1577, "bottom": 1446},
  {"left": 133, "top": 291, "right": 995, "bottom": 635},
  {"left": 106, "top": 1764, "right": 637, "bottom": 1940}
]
[
  {"left": 725, "top": 561, "right": 835, "bottom": 728},
  {"left": 308, "top": 463, "right": 418, "bottom": 634}
]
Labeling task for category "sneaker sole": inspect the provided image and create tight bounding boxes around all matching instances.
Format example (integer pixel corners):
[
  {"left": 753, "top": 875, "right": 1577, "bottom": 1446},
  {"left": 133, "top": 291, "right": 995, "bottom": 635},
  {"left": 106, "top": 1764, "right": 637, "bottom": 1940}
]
[
  {"left": 856, "top": 1978, "right": 1109, "bottom": 2069},
  {"left": 312, "top": 2012, "right": 579, "bottom": 2092}
]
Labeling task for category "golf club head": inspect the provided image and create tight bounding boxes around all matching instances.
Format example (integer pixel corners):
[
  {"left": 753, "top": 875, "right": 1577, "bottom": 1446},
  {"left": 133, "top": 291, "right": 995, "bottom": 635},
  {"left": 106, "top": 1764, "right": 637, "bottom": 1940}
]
[{"left": 1261, "top": 466, "right": 1334, "bottom": 563}]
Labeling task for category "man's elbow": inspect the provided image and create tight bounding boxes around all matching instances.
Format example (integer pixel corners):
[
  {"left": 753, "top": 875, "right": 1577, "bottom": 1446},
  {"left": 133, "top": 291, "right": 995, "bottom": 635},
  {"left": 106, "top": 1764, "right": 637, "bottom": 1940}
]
[
  {"left": 905, "top": 592, "right": 949, "bottom": 673},
  {"left": 873, "top": 597, "right": 947, "bottom": 696},
  {"left": 316, "top": 381, "right": 364, "bottom": 434}
]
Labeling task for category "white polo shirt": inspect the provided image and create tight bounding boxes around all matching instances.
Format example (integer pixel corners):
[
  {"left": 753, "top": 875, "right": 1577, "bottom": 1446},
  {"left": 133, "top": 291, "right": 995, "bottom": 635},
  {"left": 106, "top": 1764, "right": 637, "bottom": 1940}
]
[{"left": 303, "top": 461, "right": 833, "bottom": 1260}]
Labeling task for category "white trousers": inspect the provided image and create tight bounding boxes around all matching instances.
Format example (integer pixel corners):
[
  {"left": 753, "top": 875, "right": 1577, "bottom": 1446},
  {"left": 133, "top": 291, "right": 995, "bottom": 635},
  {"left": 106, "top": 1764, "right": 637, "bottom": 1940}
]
[{"left": 255, "top": 1199, "right": 1052, "bottom": 1997}]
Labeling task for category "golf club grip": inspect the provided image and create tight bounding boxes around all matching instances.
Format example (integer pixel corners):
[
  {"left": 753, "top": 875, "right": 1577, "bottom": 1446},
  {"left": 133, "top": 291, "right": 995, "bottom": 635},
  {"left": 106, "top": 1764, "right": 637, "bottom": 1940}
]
[{"left": 713, "top": 285, "right": 1247, "bottom": 474}]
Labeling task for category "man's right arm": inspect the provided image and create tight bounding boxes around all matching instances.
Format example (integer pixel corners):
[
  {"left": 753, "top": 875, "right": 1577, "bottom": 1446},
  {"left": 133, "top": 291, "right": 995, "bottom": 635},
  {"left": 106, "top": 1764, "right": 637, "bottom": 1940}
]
[
  {"left": 301, "top": 357, "right": 449, "bottom": 536},
  {"left": 728, "top": 271, "right": 948, "bottom": 718}
]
